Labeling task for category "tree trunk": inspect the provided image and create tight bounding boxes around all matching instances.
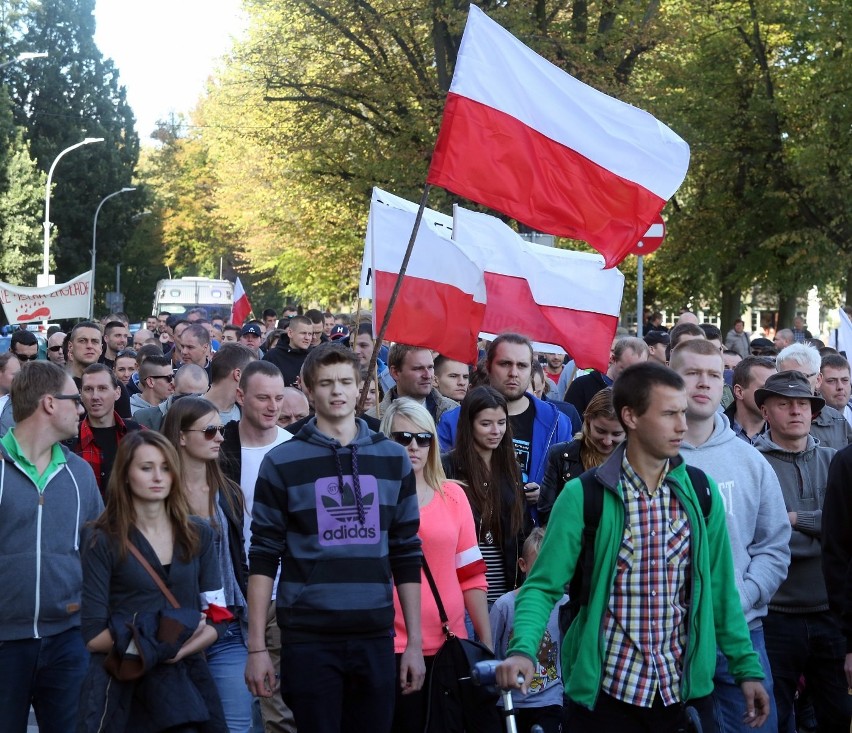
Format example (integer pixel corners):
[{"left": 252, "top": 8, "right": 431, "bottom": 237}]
[
  {"left": 777, "top": 293, "right": 798, "bottom": 330},
  {"left": 719, "top": 286, "right": 742, "bottom": 337}
]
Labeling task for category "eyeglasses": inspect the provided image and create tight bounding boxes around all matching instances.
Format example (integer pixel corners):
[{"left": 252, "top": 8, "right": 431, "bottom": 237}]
[
  {"left": 115, "top": 349, "right": 137, "bottom": 359},
  {"left": 52, "top": 393, "right": 83, "bottom": 405},
  {"left": 48, "top": 345, "right": 63, "bottom": 353},
  {"left": 14, "top": 352, "right": 38, "bottom": 362},
  {"left": 391, "top": 431, "right": 433, "bottom": 448},
  {"left": 183, "top": 425, "right": 226, "bottom": 440},
  {"left": 149, "top": 374, "right": 175, "bottom": 383}
]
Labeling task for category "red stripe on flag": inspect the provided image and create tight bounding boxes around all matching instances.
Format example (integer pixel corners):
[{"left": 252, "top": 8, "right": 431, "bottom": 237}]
[
  {"left": 481, "top": 273, "right": 617, "bottom": 373},
  {"left": 427, "top": 94, "right": 666, "bottom": 268},
  {"left": 374, "top": 271, "right": 484, "bottom": 364}
]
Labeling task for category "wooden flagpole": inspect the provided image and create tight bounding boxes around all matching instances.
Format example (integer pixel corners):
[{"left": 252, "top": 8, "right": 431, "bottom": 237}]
[{"left": 357, "top": 184, "right": 432, "bottom": 413}]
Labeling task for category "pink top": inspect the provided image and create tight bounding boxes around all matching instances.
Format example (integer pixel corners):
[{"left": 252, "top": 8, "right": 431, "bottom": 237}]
[{"left": 393, "top": 481, "right": 488, "bottom": 655}]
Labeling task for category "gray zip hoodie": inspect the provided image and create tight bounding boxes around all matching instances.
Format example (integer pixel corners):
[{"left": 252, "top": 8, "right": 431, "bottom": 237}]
[
  {"left": 0, "top": 442, "right": 103, "bottom": 640},
  {"left": 681, "top": 413, "right": 791, "bottom": 627},
  {"left": 754, "top": 431, "right": 834, "bottom": 612}
]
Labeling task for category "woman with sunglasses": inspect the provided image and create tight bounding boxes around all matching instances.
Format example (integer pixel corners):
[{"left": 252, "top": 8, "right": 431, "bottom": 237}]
[
  {"left": 538, "top": 388, "right": 625, "bottom": 525},
  {"left": 162, "top": 396, "right": 252, "bottom": 733},
  {"left": 379, "top": 398, "right": 490, "bottom": 733},
  {"left": 442, "top": 386, "right": 526, "bottom": 606},
  {"left": 78, "top": 430, "right": 227, "bottom": 731}
]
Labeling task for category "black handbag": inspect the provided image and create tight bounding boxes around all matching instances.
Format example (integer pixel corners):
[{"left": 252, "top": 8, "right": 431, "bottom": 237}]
[{"left": 421, "top": 557, "right": 501, "bottom": 733}]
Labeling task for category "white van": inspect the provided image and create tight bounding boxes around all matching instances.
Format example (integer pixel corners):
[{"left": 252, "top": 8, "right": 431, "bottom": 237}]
[{"left": 152, "top": 277, "right": 233, "bottom": 320}]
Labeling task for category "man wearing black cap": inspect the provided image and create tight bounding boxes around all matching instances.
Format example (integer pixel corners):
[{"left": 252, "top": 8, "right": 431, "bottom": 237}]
[
  {"left": 239, "top": 322, "right": 264, "bottom": 357},
  {"left": 644, "top": 330, "right": 669, "bottom": 365},
  {"left": 753, "top": 371, "right": 851, "bottom": 732}
]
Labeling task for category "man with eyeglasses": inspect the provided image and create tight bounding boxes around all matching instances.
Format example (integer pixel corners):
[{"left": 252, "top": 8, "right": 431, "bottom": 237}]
[
  {"left": 46, "top": 331, "right": 66, "bottom": 366},
  {"left": 0, "top": 361, "right": 103, "bottom": 731},
  {"left": 130, "top": 355, "right": 174, "bottom": 414},
  {"left": 134, "top": 363, "right": 209, "bottom": 431},
  {"left": 66, "top": 364, "right": 143, "bottom": 496},
  {"left": 10, "top": 329, "right": 39, "bottom": 363}
]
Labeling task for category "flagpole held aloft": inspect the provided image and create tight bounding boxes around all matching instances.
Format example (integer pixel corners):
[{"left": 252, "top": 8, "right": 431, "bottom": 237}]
[{"left": 358, "top": 184, "right": 432, "bottom": 413}]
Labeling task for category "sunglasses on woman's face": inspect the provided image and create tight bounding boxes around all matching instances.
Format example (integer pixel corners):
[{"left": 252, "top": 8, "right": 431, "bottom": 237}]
[
  {"left": 391, "top": 431, "right": 433, "bottom": 448},
  {"left": 184, "top": 425, "right": 226, "bottom": 440}
]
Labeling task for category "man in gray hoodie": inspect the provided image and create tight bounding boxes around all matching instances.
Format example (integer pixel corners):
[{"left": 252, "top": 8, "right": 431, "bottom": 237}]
[
  {"left": 754, "top": 370, "right": 852, "bottom": 732},
  {"left": 0, "top": 361, "right": 103, "bottom": 732},
  {"left": 671, "top": 339, "right": 791, "bottom": 733}
]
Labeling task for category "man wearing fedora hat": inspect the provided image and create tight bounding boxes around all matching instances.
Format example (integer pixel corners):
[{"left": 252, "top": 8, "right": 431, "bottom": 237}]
[{"left": 753, "top": 370, "right": 852, "bottom": 732}]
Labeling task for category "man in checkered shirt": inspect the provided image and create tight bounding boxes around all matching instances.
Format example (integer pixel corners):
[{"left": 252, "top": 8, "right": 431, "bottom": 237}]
[{"left": 497, "top": 361, "right": 770, "bottom": 732}]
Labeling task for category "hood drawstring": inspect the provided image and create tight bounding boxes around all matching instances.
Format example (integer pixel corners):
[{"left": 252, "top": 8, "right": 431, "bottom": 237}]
[
  {"left": 66, "top": 464, "right": 82, "bottom": 551},
  {"left": 330, "top": 442, "right": 366, "bottom": 525},
  {"left": 0, "top": 457, "right": 5, "bottom": 507}
]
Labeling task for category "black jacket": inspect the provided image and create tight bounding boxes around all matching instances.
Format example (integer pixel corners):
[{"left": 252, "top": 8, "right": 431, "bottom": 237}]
[
  {"left": 77, "top": 609, "right": 227, "bottom": 732},
  {"left": 564, "top": 370, "right": 609, "bottom": 419},
  {"left": 262, "top": 342, "right": 309, "bottom": 387},
  {"left": 538, "top": 439, "right": 585, "bottom": 525},
  {"left": 823, "top": 445, "right": 852, "bottom": 649}
]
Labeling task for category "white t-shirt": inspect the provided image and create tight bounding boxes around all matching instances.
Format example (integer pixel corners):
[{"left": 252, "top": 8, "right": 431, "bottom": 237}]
[{"left": 241, "top": 427, "right": 291, "bottom": 598}]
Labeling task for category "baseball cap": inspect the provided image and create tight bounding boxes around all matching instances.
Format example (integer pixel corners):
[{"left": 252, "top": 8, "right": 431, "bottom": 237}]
[
  {"left": 644, "top": 331, "right": 670, "bottom": 347},
  {"left": 241, "top": 323, "right": 263, "bottom": 337},
  {"left": 329, "top": 325, "right": 350, "bottom": 342}
]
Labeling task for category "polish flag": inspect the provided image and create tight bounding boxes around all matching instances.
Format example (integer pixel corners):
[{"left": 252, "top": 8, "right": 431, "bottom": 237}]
[
  {"left": 427, "top": 5, "right": 690, "bottom": 269},
  {"left": 453, "top": 207, "right": 624, "bottom": 373},
  {"left": 370, "top": 191, "right": 485, "bottom": 363},
  {"left": 231, "top": 277, "right": 252, "bottom": 325}
]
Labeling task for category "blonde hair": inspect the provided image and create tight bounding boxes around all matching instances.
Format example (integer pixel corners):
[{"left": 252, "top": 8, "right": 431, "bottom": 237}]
[{"left": 379, "top": 398, "right": 447, "bottom": 495}]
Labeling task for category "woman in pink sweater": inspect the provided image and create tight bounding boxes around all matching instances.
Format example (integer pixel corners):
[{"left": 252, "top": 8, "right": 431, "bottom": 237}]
[{"left": 380, "top": 398, "right": 490, "bottom": 733}]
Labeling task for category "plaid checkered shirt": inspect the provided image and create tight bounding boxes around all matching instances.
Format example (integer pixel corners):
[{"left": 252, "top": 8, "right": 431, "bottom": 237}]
[{"left": 600, "top": 452, "right": 692, "bottom": 707}]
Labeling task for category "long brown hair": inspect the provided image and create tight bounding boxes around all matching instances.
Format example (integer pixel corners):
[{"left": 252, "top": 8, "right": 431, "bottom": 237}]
[
  {"left": 161, "top": 396, "right": 245, "bottom": 522},
  {"left": 579, "top": 388, "right": 621, "bottom": 469},
  {"left": 92, "top": 431, "right": 200, "bottom": 561},
  {"left": 453, "top": 386, "right": 523, "bottom": 543}
]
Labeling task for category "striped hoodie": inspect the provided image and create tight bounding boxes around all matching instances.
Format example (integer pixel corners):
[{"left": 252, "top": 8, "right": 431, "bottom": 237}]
[{"left": 249, "top": 418, "right": 421, "bottom": 641}]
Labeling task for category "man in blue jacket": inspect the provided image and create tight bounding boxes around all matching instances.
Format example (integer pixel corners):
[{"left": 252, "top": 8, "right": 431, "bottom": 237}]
[
  {"left": 0, "top": 361, "right": 103, "bottom": 732},
  {"left": 438, "top": 333, "right": 573, "bottom": 513}
]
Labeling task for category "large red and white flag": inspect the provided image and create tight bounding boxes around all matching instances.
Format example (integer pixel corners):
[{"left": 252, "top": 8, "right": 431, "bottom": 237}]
[
  {"left": 370, "top": 190, "right": 485, "bottom": 363},
  {"left": 427, "top": 5, "right": 690, "bottom": 268},
  {"left": 231, "top": 277, "right": 252, "bottom": 325},
  {"left": 453, "top": 207, "right": 624, "bottom": 372}
]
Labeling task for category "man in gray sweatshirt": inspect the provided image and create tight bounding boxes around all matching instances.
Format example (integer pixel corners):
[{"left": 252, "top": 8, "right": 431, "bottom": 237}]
[
  {"left": 0, "top": 361, "right": 103, "bottom": 732},
  {"left": 671, "top": 339, "right": 791, "bottom": 733},
  {"left": 754, "top": 370, "right": 852, "bottom": 732}
]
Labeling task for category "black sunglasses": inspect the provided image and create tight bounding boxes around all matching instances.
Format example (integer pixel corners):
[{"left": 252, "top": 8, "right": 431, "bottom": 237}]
[
  {"left": 52, "top": 393, "right": 83, "bottom": 405},
  {"left": 149, "top": 374, "right": 175, "bottom": 383},
  {"left": 48, "top": 345, "right": 63, "bottom": 352},
  {"left": 14, "top": 352, "right": 38, "bottom": 362},
  {"left": 391, "top": 431, "right": 433, "bottom": 448},
  {"left": 184, "top": 425, "right": 226, "bottom": 440}
]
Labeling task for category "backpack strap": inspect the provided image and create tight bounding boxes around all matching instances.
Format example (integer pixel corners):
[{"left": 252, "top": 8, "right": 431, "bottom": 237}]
[
  {"left": 571, "top": 468, "right": 603, "bottom": 609},
  {"left": 684, "top": 464, "right": 712, "bottom": 520}
]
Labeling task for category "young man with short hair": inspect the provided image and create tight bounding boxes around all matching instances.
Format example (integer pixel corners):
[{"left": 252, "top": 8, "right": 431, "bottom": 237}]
[
  {"left": 820, "top": 353, "right": 852, "bottom": 427},
  {"left": 263, "top": 315, "right": 313, "bottom": 387},
  {"left": 671, "top": 339, "right": 790, "bottom": 733},
  {"left": 0, "top": 362, "right": 103, "bottom": 731},
  {"left": 131, "top": 355, "right": 175, "bottom": 413},
  {"left": 497, "top": 361, "right": 769, "bottom": 732},
  {"left": 206, "top": 342, "right": 256, "bottom": 424},
  {"left": 10, "top": 329, "right": 39, "bottom": 363},
  {"left": 246, "top": 343, "right": 424, "bottom": 732},
  {"left": 433, "top": 354, "right": 470, "bottom": 402},
  {"left": 69, "top": 364, "right": 143, "bottom": 495},
  {"left": 724, "top": 356, "right": 777, "bottom": 444},
  {"left": 99, "top": 320, "right": 128, "bottom": 369}
]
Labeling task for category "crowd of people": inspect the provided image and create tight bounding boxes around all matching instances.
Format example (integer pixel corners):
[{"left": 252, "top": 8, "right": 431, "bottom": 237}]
[{"left": 1, "top": 304, "right": 852, "bottom": 733}]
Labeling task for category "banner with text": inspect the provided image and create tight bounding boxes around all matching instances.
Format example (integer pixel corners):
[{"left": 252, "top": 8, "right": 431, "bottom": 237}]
[{"left": 0, "top": 271, "right": 92, "bottom": 323}]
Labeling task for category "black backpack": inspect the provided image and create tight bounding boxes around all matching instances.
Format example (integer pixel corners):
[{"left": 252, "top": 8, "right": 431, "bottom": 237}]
[{"left": 559, "top": 464, "right": 712, "bottom": 637}]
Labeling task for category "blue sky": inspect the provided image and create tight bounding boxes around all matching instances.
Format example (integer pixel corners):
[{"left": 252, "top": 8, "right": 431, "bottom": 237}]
[{"left": 94, "top": 0, "right": 245, "bottom": 144}]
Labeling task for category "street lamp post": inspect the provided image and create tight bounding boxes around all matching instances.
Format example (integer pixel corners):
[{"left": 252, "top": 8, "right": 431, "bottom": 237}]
[
  {"left": 42, "top": 137, "right": 104, "bottom": 287},
  {"left": 91, "top": 187, "right": 136, "bottom": 319},
  {"left": 0, "top": 51, "right": 48, "bottom": 71}
]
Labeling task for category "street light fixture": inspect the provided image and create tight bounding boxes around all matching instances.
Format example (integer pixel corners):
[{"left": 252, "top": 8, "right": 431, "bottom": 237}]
[
  {"left": 90, "top": 187, "right": 136, "bottom": 319},
  {"left": 0, "top": 51, "right": 48, "bottom": 70},
  {"left": 42, "top": 137, "right": 104, "bottom": 287}
]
